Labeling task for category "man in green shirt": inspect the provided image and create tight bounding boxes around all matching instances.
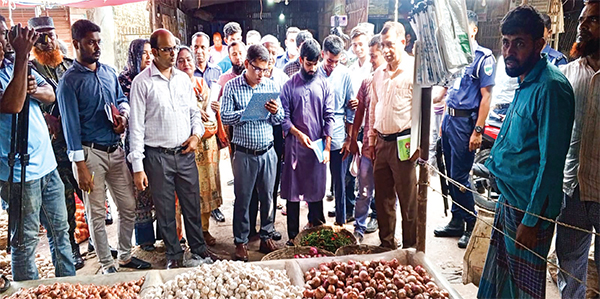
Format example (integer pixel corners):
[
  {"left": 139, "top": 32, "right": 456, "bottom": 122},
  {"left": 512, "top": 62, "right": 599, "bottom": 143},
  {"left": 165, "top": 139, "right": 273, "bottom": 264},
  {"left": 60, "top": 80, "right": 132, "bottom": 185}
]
[{"left": 478, "top": 5, "right": 575, "bottom": 299}]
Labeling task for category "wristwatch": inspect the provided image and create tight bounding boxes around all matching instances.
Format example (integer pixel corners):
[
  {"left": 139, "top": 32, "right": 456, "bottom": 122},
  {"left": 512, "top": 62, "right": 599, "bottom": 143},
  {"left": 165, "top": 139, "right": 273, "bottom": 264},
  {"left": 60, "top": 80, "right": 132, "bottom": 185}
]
[{"left": 474, "top": 126, "right": 483, "bottom": 134}]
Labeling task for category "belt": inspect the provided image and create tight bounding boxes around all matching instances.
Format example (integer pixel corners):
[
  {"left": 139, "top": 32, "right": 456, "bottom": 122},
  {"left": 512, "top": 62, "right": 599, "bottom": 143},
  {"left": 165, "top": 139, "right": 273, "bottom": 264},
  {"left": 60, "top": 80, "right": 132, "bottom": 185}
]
[
  {"left": 146, "top": 146, "right": 184, "bottom": 155},
  {"left": 82, "top": 141, "right": 121, "bottom": 153},
  {"left": 234, "top": 143, "right": 273, "bottom": 156},
  {"left": 447, "top": 107, "right": 476, "bottom": 117},
  {"left": 377, "top": 129, "right": 411, "bottom": 142}
]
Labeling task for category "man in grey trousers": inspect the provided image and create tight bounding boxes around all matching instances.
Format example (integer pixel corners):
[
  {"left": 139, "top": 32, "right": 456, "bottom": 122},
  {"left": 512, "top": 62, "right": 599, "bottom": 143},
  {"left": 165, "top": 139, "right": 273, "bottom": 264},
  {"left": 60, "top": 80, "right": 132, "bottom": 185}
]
[
  {"left": 129, "top": 29, "right": 222, "bottom": 269},
  {"left": 58, "top": 19, "right": 151, "bottom": 274}
]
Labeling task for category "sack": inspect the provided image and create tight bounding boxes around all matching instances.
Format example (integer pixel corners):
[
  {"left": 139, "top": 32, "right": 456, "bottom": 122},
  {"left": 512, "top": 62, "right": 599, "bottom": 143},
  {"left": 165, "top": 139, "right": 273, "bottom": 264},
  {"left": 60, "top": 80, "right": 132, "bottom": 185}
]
[{"left": 203, "top": 120, "right": 218, "bottom": 139}]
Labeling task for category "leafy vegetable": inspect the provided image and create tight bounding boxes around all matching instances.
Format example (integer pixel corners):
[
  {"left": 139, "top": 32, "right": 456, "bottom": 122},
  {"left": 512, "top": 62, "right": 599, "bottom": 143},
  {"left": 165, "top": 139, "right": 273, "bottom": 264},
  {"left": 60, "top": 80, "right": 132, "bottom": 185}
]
[{"left": 300, "top": 229, "right": 353, "bottom": 253}]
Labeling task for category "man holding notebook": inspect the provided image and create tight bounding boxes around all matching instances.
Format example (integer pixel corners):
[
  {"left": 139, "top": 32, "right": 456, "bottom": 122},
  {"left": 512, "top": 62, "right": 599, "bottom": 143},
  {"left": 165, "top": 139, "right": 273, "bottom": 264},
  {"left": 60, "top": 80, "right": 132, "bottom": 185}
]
[
  {"left": 280, "top": 39, "right": 335, "bottom": 244},
  {"left": 221, "top": 44, "right": 283, "bottom": 261}
]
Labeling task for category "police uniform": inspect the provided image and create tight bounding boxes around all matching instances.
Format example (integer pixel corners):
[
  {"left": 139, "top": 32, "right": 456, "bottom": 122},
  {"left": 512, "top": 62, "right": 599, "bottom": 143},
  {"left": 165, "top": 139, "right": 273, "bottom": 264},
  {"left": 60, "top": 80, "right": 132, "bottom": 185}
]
[
  {"left": 441, "top": 44, "right": 495, "bottom": 227},
  {"left": 542, "top": 44, "right": 567, "bottom": 66}
]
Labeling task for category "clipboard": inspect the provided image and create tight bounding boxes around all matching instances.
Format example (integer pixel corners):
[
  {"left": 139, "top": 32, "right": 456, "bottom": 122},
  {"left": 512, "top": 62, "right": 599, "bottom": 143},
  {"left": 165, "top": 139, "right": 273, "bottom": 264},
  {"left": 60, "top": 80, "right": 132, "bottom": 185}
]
[{"left": 240, "top": 92, "right": 279, "bottom": 122}]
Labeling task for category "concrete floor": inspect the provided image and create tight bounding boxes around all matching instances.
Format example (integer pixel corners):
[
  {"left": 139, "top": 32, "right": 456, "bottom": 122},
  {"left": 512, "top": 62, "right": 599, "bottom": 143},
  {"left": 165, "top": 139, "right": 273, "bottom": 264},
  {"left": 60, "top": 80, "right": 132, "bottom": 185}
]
[{"left": 33, "top": 150, "right": 560, "bottom": 299}]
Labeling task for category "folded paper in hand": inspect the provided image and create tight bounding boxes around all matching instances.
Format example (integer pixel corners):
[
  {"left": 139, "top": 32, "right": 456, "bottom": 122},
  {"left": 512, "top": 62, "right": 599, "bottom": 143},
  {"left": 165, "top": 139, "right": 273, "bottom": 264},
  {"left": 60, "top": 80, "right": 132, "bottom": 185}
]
[
  {"left": 311, "top": 138, "right": 325, "bottom": 163},
  {"left": 240, "top": 92, "right": 280, "bottom": 122}
]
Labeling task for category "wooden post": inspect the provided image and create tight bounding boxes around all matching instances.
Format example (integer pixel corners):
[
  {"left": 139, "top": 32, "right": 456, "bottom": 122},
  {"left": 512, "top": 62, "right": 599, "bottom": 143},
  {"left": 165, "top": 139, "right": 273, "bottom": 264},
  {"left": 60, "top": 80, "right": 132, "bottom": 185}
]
[{"left": 416, "top": 87, "right": 431, "bottom": 253}]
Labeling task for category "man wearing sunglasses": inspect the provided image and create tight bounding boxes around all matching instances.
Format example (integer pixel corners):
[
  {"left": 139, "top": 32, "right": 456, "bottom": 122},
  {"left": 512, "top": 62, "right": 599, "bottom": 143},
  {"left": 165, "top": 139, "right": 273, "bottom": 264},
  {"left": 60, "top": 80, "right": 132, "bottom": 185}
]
[
  {"left": 58, "top": 19, "right": 151, "bottom": 274},
  {"left": 222, "top": 44, "right": 283, "bottom": 261},
  {"left": 27, "top": 16, "right": 83, "bottom": 270}
]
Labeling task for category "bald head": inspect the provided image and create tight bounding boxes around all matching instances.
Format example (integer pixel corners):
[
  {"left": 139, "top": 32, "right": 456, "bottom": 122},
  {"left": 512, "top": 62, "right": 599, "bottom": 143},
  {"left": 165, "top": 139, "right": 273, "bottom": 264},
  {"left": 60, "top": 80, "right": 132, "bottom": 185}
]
[{"left": 150, "top": 29, "right": 177, "bottom": 70}]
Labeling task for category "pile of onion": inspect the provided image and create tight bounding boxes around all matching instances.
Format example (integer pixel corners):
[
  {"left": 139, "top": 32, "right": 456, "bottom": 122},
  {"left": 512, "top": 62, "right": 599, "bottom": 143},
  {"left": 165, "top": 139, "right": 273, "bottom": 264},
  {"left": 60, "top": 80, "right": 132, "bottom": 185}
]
[
  {"left": 5, "top": 277, "right": 145, "bottom": 299},
  {"left": 302, "top": 259, "right": 450, "bottom": 299}
]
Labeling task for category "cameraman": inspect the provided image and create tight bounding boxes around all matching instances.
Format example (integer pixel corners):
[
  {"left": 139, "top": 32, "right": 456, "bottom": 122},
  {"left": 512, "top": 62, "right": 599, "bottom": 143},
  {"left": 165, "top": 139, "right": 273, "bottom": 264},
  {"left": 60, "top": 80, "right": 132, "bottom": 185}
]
[{"left": 0, "top": 16, "right": 76, "bottom": 281}]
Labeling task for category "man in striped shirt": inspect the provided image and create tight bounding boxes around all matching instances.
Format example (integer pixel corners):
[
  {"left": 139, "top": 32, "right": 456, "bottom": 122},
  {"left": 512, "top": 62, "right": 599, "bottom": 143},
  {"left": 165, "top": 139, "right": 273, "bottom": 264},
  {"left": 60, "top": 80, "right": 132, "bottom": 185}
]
[
  {"left": 221, "top": 44, "right": 283, "bottom": 261},
  {"left": 555, "top": 1, "right": 600, "bottom": 297}
]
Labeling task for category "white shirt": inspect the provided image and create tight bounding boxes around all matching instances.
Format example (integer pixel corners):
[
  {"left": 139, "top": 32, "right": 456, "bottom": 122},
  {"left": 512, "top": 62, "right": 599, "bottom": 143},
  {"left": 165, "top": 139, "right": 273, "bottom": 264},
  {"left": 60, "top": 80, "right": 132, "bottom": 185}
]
[
  {"left": 349, "top": 58, "right": 372, "bottom": 97},
  {"left": 560, "top": 58, "right": 597, "bottom": 198},
  {"left": 128, "top": 62, "right": 204, "bottom": 173}
]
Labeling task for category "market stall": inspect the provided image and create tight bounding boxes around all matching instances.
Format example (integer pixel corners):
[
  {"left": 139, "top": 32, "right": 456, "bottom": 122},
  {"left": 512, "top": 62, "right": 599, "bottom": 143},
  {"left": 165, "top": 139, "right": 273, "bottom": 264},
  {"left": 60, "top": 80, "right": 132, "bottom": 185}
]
[{"left": 1, "top": 249, "right": 463, "bottom": 299}]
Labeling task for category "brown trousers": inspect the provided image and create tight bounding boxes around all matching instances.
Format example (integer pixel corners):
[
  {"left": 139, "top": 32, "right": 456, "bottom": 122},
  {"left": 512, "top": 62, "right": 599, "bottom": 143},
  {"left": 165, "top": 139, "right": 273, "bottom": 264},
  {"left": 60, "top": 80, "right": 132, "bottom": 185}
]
[{"left": 373, "top": 136, "right": 417, "bottom": 249}]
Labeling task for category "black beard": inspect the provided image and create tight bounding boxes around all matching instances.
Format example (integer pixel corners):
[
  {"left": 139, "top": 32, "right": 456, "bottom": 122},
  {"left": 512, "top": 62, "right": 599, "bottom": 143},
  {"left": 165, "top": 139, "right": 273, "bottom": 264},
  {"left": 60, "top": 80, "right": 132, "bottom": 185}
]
[
  {"left": 505, "top": 51, "right": 539, "bottom": 78},
  {"left": 301, "top": 67, "right": 315, "bottom": 81},
  {"left": 232, "top": 63, "right": 245, "bottom": 75}
]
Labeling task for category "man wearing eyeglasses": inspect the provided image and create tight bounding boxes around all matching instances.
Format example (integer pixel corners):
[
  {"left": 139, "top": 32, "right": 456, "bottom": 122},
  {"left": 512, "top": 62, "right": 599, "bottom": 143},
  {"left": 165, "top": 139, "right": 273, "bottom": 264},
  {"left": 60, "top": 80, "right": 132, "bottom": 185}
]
[
  {"left": 27, "top": 16, "right": 84, "bottom": 270},
  {"left": 128, "top": 29, "right": 222, "bottom": 269},
  {"left": 222, "top": 44, "right": 283, "bottom": 262},
  {"left": 58, "top": 19, "right": 151, "bottom": 274}
]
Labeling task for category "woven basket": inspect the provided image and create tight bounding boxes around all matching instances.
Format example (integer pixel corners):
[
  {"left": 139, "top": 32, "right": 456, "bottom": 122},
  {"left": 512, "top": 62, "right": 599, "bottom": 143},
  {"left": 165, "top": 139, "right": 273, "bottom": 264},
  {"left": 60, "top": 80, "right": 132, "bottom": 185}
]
[
  {"left": 293, "top": 225, "right": 357, "bottom": 253},
  {"left": 335, "top": 244, "right": 392, "bottom": 256},
  {"left": 261, "top": 246, "right": 335, "bottom": 261}
]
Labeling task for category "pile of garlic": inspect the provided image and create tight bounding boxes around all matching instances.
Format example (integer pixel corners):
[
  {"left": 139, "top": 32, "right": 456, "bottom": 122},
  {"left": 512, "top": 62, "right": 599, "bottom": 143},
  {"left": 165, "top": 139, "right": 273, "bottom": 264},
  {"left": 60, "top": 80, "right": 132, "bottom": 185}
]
[
  {"left": 0, "top": 252, "right": 55, "bottom": 280},
  {"left": 143, "top": 260, "right": 303, "bottom": 299}
]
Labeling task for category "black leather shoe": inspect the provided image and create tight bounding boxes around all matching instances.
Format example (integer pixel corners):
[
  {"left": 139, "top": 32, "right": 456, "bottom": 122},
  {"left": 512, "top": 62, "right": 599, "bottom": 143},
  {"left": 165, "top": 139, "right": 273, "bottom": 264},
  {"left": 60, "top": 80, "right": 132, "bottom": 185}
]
[
  {"left": 458, "top": 222, "right": 475, "bottom": 249},
  {"left": 111, "top": 248, "right": 118, "bottom": 259},
  {"left": 120, "top": 257, "right": 152, "bottom": 269},
  {"left": 346, "top": 214, "right": 355, "bottom": 222},
  {"left": 365, "top": 218, "right": 378, "bottom": 234},
  {"left": 72, "top": 248, "right": 84, "bottom": 270},
  {"left": 211, "top": 209, "right": 226, "bottom": 222},
  {"left": 102, "top": 266, "right": 117, "bottom": 274},
  {"left": 272, "top": 231, "right": 282, "bottom": 241},
  {"left": 141, "top": 244, "right": 156, "bottom": 251},
  {"left": 285, "top": 240, "right": 295, "bottom": 246},
  {"left": 87, "top": 242, "right": 118, "bottom": 258},
  {"left": 167, "top": 259, "right": 182, "bottom": 269},
  {"left": 433, "top": 215, "right": 464, "bottom": 237},
  {"left": 328, "top": 210, "right": 336, "bottom": 217}
]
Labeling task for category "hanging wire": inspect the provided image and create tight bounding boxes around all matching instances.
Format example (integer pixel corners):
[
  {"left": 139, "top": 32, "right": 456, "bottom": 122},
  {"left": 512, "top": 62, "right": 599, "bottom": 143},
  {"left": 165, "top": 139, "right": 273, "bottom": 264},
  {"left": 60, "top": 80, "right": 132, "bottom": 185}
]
[
  {"left": 418, "top": 158, "right": 600, "bottom": 238},
  {"left": 427, "top": 185, "right": 600, "bottom": 296}
]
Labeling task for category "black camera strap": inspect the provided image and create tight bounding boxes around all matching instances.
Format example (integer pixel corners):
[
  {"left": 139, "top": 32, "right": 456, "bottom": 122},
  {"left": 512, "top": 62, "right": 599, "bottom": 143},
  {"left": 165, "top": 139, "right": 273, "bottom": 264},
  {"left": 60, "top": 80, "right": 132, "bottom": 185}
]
[{"left": 6, "top": 66, "right": 31, "bottom": 253}]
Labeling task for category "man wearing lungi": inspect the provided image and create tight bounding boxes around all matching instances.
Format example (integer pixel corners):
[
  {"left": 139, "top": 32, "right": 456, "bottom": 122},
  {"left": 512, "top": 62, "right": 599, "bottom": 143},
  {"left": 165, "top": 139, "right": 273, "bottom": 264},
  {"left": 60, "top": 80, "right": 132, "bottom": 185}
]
[{"left": 478, "top": 5, "right": 575, "bottom": 299}]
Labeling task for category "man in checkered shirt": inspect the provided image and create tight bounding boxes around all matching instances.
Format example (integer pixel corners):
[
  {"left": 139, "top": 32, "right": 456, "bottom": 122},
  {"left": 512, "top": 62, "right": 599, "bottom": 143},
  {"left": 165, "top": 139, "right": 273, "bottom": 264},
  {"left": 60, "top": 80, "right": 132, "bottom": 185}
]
[{"left": 221, "top": 44, "right": 283, "bottom": 261}]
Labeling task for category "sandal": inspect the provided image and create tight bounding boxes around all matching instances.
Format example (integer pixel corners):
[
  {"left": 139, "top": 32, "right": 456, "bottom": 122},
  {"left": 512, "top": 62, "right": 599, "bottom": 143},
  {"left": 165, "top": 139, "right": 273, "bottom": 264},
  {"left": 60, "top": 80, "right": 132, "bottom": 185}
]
[
  {"left": 0, "top": 274, "right": 10, "bottom": 293},
  {"left": 281, "top": 207, "right": 287, "bottom": 216}
]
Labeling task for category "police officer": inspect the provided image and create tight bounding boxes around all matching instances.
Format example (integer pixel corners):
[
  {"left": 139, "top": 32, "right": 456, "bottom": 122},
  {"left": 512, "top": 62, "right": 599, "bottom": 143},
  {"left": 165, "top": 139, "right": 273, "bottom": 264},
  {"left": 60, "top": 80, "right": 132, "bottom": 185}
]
[
  {"left": 433, "top": 11, "right": 496, "bottom": 248},
  {"left": 541, "top": 13, "right": 567, "bottom": 66}
]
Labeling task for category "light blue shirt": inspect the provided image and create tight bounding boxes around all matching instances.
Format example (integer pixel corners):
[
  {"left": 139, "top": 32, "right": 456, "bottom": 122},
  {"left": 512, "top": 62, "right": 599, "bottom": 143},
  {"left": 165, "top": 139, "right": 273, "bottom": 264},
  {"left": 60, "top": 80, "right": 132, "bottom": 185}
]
[
  {"left": 221, "top": 71, "right": 284, "bottom": 150},
  {"left": 317, "top": 65, "right": 354, "bottom": 151},
  {"left": 0, "top": 60, "right": 56, "bottom": 182}
]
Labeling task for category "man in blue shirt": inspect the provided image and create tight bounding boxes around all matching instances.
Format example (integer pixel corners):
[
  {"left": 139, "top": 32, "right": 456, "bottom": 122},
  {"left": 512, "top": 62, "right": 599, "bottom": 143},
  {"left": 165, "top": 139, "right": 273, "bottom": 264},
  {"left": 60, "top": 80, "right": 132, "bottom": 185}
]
[
  {"left": 192, "top": 32, "right": 222, "bottom": 88},
  {"left": 434, "top": 11, "right": 496, "bottom": 249},
  {"left": 541, "top": 13, "right": 568, "bottom": 66},
  {"left": 217, "top": 22, "right": 243, "bottom": 73},
  {"left": 221, "top": 44, "right": 283, "bottom": 261},
  {"left": 58, "top": 19, "right": 150, "bottom": 274},
  {"left": 0, "top": 19, "right": 75, "bottom": 281},
  {"left": 275, "top": 27, "right": 299, "bottom": 69},
  {"left": 318, "top": 35, "right": 355, "bottom": 226},
  {"left": 478, "top": 6, "right": 574, "bottom": 298}
]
